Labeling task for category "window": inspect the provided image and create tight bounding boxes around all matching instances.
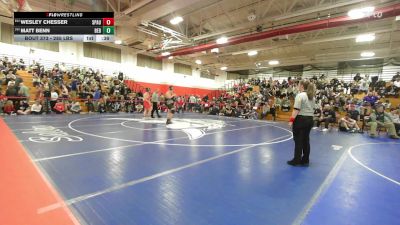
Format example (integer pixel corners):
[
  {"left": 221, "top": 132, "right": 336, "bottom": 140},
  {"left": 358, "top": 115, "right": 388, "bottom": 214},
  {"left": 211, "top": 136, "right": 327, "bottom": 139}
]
[
  {"left": 137, "top": 54, "right": 162, "bottom": 70},
  {"left": 200, "top": 71, "right": 215, "bottom": 79},
  {"left": 227, "top": 72, "right": 240, "bottom": 80},
  {"left": 174, "top": 63, "right": 192, "bottom": 75},
  {"left": 83, "top": 43, "right": 121, "bottom": 63}
]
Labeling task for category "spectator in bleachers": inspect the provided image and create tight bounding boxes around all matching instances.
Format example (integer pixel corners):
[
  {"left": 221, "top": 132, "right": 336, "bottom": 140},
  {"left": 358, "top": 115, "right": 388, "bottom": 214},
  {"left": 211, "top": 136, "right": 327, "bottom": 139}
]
[
  {"left": 313, "top": 107, "right": 322, "bottom": 129},
  {"left": 98, "top": 98, "right": 106, "bottom": 113},
  {"left": 208, "top": 105, "right": 219, "bottom": 115},
  {"left": 50, "top": 88, "right": 59, "bottom": 111},
  {"left": 274, "top": 96, "right": 282, "bottom": 111},
  {"left": 176, "top": 97, "right": 185, "bottom": 113},
  {"left": 363, "top": 91, "right": 379, "bottom": 106},
  {"left": 389, "top": 108, "right": 400, "bottom": 135},
  {"left": 359, "top": 75, "right": 370, "bottom": 94},
  {"left": 353, "top": 73, "right": 362, "bottom": 82},
  {"left": 53, "top": 99, "right": 65, "bottom": 114},
  {"left": 0, "top": 71, "right": 5, "bottom": 85},
  {"left": 347, "top": 103, "right": 360, "bottom": 121},
  {"left": 5, "top": 84, "right": 18, "bottom": 104},
  {"left": 267, "top": 98, "right": 276, "bottom": 121},
  {"left": 61, "top": 84, "right": 69, "bottom": 100},
  {"left": 392, "top": 72, "right": 400, "bottom": 82},
  {"left": 69, "top": 77, "right": 78, "bottom": 99},
  {"left": 260, "top": 103, "right": 269, "bottom": 120},
  {"left": 360, "top": 102, "right": 373, "bottom": 131},
  {"left": 0, "top": 89, "right": 6, "bottom": 115},
  {"left": 18, "top": 83, "right": 29, "bottom": 99},
  {"left": 4, "top": 100, "right": 16, "bottom": 115},
  {"left": 5, "top": 70, "right": 16, "bottom": 85},
  {"left": 30, "top": 100, "right": 43, "bottom": 115},
  {"left": 188, "top": 95, "right": 196, "bottom": 112},
  {"left": 394, "top": 77, "right": 400, "bottom": 91},
  {"left": 86, "top": 96, "right": 95, "bottom": 113},
  {"left": 239, "top": 104, "right": 251, "bottom": 119},
  {"left": 339, "top": 113, "right": 361, "bottom": 133},
  {"left": 70, "top": 101, "right": 82, "bottom": 114},
  {"left": 281, "top": 95, "right": 291, "bottom": 112},
  {"left": 224, "top": 104, "right": 234, "bottom": 117},
  {"left": 382, "top": 99, "right": 391, "bottom": 110},
  {"left": 17, "top": 100, "right": 31, "bottom": 115},
  {"left": 32, "top": 72, "right": 40, "bottom": 87},
  {"left": 368, "top": 104, "right": 399, "bottom": 139},
  {"left": 136, "top": 102, "right": 143, "bottom": 113},
  {"left": 318, "top": 104, "right": 336, "bottom": 132}
]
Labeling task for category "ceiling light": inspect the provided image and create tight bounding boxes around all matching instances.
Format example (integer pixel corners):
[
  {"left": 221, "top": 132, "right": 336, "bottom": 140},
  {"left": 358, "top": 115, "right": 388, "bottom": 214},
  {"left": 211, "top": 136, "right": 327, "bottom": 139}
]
[
  {"left": 356, "top": 33, "right": 375, "bottom": 42},
  {"left": 220, "top": 66, "right": 227, "bottom": 71},
  {"left": 161, "top": 52, "right": 171, "bottom": 56},
  {"left": 168, "top": 56, "right": 174, "bottom": 60},
  {"left": 211, "top": 48, "right": 219, "bottom": 53},
  {"left": 347, "top": 6, "right": 375, "bottom": 19},
  {"left": 170, "top": 16, "right": 183, "bottom": 25},
  {"left": 248, "top": 50, "right": 258, "bottom": 56},
  {"left": 268, "top": 60, "right": 279, "bottom": 65},
  {"left": 216, "top": 37, "right": 228, "bottom": 44},
  {"left": 195, "top": 59, "right": 202, "bottom": 65},
  {"left": 114, "top": 40, "right": 122, "bottom": 45},
  {"left": 360, "top": 51, "right": 375, "bottom": 57}
]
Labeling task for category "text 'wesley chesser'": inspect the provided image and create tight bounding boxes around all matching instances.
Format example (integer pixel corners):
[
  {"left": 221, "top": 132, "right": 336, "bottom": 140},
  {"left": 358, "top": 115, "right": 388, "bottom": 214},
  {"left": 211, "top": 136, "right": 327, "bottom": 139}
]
[{"left": 18, "top": 20, "right": 69, "bottom": 25}]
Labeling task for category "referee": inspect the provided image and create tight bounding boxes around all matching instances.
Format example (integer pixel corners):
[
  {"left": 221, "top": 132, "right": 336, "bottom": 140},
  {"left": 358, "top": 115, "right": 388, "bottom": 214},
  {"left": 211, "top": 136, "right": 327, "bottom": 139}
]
[
  {"left": 288, "top": 80, "right": 316, "bottom": 166},
  {"left": 151, "top": 89, "right": 161, "bottom": 118}
]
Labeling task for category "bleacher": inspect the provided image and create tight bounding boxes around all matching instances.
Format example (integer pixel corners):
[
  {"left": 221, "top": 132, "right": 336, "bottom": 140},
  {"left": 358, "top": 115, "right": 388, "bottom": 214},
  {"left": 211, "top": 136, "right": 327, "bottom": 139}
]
[{"left": 2, "top": 53, "right": 399, "bottom": 118}]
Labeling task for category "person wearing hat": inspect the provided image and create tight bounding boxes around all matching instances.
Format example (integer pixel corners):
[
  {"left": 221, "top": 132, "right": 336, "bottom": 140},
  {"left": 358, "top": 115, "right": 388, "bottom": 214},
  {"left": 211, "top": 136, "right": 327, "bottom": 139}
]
[{"left": 368, "top": 104, "right": 399, "bottom": 139}]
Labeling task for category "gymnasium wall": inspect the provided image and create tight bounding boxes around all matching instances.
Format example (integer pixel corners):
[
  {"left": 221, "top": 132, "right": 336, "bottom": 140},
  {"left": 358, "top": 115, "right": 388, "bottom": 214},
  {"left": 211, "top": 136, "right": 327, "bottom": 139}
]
[
  {"left": 0, "top": 37, "right": 227, "bottom": 92},
  {"left": 125, "top": 80, "right": 213, "bottom": 97},
  {"left": 247, "top": 63, "right": 399, "bottom": 83}
]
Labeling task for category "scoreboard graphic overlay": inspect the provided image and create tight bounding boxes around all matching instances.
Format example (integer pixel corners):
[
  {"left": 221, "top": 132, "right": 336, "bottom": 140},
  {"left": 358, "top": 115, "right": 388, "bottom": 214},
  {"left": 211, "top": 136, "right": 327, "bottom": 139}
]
[{"left": 14, "top": 12, "right": 114, "bottom": 42}]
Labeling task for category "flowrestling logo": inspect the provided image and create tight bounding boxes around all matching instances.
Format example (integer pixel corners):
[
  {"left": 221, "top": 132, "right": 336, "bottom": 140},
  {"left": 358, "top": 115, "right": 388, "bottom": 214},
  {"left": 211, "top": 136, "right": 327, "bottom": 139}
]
[
  {"left": 23, "top": 125, "right": 83, "bottom": 143},
  {"left": 107, "top": 118, "right": 227, "bottom": 140}
]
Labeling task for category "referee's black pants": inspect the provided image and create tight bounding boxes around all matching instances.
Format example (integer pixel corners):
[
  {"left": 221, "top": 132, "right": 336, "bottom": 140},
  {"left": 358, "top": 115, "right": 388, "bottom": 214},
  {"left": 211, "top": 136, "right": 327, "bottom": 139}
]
[
  {"left": 151, "top": 102, "right": 160, "bottom": 117},
  {"left": 292, "top": 115, "right": 314, "bottom": 163}
]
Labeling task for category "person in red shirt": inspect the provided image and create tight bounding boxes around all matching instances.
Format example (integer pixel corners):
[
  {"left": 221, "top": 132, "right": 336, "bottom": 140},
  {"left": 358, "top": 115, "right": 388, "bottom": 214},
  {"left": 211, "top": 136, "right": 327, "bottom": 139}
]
[{"left": 53, "top": 100, "right": 65, "bottom": 114}]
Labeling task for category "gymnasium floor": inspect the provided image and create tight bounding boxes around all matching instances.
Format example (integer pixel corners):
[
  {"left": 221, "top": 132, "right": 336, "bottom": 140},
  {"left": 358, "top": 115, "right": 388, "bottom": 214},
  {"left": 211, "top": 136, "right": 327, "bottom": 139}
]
[{"left": 1, "top": 113, "right": 399, "bottom": 225}]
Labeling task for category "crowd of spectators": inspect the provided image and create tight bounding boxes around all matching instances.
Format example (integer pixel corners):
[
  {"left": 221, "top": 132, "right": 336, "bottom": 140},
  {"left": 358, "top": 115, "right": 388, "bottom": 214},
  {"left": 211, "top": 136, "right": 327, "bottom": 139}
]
[
  {"left": 184, "top": 72, "right": 400, "bottom": 138},
  {"left": 1, "top": 56, "right": 399, "bottom": 138}
]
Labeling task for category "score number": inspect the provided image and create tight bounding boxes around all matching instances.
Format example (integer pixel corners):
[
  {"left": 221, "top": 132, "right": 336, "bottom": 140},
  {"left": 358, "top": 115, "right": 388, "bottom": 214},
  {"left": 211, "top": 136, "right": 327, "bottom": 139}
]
[
  {"left": 94, "top": 27, "right": 114, "bottom": 34},
  {"left": 103, "top": 18, "right": 114, "bottom": 35},
  {"left": 103, "top": 18, "right": 114, "bottom": 26}
]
